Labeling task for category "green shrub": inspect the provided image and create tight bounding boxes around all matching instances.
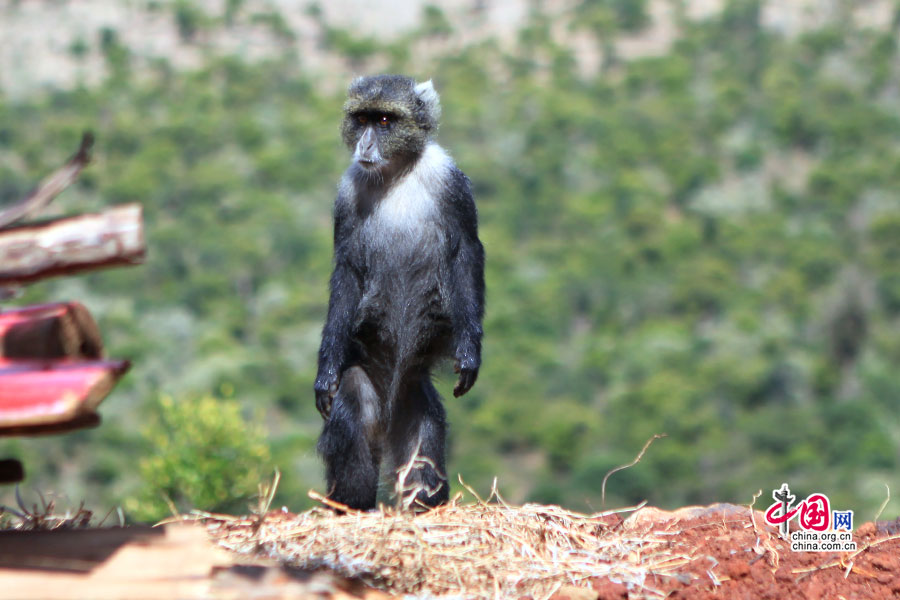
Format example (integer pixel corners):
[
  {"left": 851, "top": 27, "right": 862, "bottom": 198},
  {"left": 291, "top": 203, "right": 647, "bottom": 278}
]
[{"left": 126, "top": 392, "right": 271, "bottom": 522}]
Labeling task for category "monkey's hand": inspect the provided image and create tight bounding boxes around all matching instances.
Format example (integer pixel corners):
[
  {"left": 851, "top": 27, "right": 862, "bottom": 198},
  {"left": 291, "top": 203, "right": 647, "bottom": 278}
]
[
  {"left": 314, "top": 371, "right": 340, "bottom": 419},
  {"left": 453, "top": 354, "right": 479, "bottom": 398}
]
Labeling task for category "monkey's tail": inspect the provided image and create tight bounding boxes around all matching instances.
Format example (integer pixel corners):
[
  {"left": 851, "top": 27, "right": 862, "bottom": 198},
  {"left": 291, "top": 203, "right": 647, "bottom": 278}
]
[
  {"left": 384, "top": 312, "right": 428, "bottom": 418},
  {"left": 385, "top": 348, "right": 415, "bottom": 420}
]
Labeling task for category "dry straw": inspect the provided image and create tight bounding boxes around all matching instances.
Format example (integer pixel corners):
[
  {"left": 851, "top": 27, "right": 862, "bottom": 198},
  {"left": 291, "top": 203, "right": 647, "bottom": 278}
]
[{"left": 207, "top": 477, "right": 693, "bottom": 599}]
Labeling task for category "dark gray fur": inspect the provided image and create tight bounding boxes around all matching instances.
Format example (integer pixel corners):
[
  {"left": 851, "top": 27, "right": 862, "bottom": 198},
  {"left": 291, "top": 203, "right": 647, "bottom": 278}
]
[{"left": 315, "top": 75, "right": 484, "bottom": 510}]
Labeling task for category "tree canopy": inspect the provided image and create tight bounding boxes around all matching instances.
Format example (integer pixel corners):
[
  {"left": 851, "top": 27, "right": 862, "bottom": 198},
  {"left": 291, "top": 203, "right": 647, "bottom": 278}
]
[{"left": 1, "top": 0, "right": 899, "bottom": 520}]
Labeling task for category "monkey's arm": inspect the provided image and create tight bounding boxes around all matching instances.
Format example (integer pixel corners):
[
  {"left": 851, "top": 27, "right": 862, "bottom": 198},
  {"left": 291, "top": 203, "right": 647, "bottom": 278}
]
[
  {"left": 446, "top": 170, "right": 485, "bottom": 398},
  {"left": 315, "top": 205, "right": 361, "bottom": 418}
]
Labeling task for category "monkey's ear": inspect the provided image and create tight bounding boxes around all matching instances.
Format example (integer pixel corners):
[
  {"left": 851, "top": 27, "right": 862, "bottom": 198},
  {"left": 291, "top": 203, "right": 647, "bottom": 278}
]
[{"left": 414, "top": 79, "right": 442, "bottom": 124}]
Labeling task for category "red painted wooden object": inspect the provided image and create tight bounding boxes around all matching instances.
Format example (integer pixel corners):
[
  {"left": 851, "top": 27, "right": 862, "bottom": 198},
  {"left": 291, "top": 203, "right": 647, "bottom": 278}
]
[
  {"left": 0, "top": 134, "right": 141, "bottom": 443},
  {"left": 0, "top": 359, "right": 129, "bottom": 436}
]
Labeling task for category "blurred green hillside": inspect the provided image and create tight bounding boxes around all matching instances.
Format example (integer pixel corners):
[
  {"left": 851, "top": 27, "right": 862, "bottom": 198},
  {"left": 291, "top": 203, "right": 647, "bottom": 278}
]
[{"left": 2, "top": 0, "right": 900, "bottom": 521}]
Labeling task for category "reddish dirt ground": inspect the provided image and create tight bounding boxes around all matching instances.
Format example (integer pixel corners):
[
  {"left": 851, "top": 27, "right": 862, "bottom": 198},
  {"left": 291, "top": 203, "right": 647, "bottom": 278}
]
[{"left": 581, "top": 510, "right": 900, "bottom": 600}]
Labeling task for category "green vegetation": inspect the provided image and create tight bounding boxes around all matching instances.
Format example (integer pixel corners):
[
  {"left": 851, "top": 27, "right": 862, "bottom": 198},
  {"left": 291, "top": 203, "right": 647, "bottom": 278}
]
[
  {"left": 126, "top": 391, "right": 271, "bottom": 522},
  {"left": 1, "top": 0, "right": 899, "bottom": 520}
]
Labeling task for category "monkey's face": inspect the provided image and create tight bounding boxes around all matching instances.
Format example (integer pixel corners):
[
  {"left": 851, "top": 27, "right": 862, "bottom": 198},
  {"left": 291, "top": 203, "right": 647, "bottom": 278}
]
[
  {"left": 341, "top": 75, "right": 441, "bottom": 173},
  {"left": 342, "top": 110, "right": 416, "bottom": 172}
]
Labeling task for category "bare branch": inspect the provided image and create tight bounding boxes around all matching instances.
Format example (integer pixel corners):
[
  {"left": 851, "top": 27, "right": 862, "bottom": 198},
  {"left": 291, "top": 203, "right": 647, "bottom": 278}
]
[{"left": 0, "top": 132, "right": 94, "bottom": 230}]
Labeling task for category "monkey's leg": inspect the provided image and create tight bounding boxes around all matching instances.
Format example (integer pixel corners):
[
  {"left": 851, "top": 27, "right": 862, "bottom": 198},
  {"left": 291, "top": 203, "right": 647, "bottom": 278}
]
[
  {"left": 316, "top": 366, "right": 382, "bottom": 510},
  {"left": 387, "top": 376, "right": 449, "bottom": 509}
]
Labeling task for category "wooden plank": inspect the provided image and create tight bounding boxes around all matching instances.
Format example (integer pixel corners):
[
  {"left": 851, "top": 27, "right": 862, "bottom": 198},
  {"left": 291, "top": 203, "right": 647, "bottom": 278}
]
[
  {"left": 0, "top": 523, "right": 392, "bottom": 599},
  {"left": 0, "top": 526, "right": 163, "bottom": 572},
  {"left": 0, "top": 524, "right": 231, "bottom": 599},
  {"left": 0, "top": 204, "right": 145, "bottom": 286},
  {"left": 0, "top": 302, "right": 103, "bottom": 359},
  {"left": 0, "top": 359, "right": 129, "bottom": 435}
]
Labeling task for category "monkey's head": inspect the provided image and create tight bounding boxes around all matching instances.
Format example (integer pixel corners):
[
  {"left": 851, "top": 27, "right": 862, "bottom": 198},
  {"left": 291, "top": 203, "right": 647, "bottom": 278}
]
[{"left": 341, "top": 75, "right": 441, "bottom": 173}]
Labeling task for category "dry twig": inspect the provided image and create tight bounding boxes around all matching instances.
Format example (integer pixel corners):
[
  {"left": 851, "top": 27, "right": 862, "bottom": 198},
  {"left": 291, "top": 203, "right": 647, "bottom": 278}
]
[{"left": 601, "top": 433, "right": 667, "bottom": 507}]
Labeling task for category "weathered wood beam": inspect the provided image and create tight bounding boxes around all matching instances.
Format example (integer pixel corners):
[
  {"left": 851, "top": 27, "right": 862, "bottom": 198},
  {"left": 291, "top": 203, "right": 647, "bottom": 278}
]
[
  {"left": 0, "top": 302, "right": 103, "bottom": 359},
  {"left": 0, "top": 133, "right": 93, "bottom": 230},
  {"left": 0, "top": 526, "right": 164, "bottom": 572},
  {"left": 0, "top": 359, "right": 130, "bottom": 437},
  {"left": 0, "top": 204, "right": 145, "bottom": 286}
]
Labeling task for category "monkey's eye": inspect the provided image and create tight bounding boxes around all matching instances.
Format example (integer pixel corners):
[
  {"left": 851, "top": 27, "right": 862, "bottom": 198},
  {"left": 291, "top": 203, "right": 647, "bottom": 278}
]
[
  {"left": 356, "top": 114, "right": 368, "bottom": 125},
  {"left": 377, "top": 114, "right": 391, "bottom": 128}
]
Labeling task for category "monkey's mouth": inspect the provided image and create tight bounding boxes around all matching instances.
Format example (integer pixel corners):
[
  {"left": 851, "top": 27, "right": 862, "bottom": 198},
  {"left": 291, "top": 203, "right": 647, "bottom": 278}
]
[{"left": 357, "top": 159, "right": 381, "bottom": 170}]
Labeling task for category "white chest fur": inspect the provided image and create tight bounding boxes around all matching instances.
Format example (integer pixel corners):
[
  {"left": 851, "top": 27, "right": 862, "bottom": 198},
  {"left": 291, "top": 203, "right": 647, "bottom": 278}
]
[{"left": 374, "top": 143, "right": 449, "bottom": 230}]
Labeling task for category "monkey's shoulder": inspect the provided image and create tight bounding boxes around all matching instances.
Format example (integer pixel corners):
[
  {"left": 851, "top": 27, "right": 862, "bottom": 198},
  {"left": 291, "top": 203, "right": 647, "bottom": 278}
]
[{"left": 408, "top": 145, "right": 475, "bottom": 223}]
